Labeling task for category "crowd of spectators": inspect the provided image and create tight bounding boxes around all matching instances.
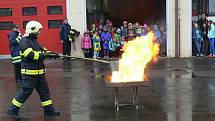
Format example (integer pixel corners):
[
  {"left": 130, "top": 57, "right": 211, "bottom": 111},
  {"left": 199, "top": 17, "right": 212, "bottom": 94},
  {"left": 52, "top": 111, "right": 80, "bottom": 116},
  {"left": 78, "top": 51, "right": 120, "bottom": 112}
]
[
  {"left": 192, "top": 13, "right": 215, "bottom": 57},
  {"left": 81, "top": 19, "right": 167, "bottom": 59}
]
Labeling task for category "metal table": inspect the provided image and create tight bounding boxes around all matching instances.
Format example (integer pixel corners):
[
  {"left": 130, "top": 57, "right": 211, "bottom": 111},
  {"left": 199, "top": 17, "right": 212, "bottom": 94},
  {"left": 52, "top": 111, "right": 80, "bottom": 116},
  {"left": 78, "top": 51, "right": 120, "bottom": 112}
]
[{"left": 105, "top": 79, "right": 150, "bottom": 111}]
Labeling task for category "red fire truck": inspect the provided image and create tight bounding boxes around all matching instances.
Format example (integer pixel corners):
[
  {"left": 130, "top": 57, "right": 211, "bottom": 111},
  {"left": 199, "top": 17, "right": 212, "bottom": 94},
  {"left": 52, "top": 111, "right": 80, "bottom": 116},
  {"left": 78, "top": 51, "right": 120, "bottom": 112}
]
[{"left": 0, "top": 0, "right": 66, "bottom": 55}]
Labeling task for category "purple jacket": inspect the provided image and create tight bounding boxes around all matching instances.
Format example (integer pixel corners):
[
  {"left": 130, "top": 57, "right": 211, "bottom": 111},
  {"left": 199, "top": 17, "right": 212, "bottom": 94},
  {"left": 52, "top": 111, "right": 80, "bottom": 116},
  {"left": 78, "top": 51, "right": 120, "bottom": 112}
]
[{"left": 101, "top": 31, "right": 111, "bottom": 49}]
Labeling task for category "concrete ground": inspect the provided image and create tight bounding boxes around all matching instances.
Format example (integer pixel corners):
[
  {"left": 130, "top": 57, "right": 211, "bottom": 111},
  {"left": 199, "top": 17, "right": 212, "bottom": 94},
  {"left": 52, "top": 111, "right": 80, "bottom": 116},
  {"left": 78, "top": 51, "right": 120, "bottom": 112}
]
[{"left": 0, "top": 57, "right": 215, "bottom": 121}]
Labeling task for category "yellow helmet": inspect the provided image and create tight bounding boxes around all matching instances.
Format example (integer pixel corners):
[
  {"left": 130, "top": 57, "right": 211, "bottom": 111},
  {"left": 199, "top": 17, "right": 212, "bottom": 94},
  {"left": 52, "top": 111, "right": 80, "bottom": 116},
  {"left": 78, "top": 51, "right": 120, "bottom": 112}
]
[{"left": 25, "top": 21, "right": 43, "bottom": 33}]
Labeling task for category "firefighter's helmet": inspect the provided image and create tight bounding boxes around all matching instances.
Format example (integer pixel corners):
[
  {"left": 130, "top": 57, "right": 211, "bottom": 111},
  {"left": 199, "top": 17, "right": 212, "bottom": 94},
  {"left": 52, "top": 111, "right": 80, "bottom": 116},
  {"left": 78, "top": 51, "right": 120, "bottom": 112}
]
[{"left": 25, "top": 21, "right": 43, "bottom": 33}]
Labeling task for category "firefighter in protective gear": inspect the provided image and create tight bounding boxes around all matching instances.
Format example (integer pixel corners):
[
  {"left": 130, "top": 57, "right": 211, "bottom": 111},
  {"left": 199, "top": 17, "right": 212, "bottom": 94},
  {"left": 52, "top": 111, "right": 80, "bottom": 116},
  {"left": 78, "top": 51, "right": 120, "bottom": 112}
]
[
  {"left": 8, "top": 24, "right": 22, "bottom": 83},
  {"left": 7, "top": 21, "right": 60, "bottom": 120}
]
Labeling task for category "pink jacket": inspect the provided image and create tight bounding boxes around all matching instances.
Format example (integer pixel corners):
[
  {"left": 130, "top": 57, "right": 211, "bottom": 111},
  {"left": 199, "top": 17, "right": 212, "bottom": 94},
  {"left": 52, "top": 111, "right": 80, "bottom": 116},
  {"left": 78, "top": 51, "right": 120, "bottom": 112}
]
[{"left": 81, "top": 35, "right": 92, "bottom": 49}]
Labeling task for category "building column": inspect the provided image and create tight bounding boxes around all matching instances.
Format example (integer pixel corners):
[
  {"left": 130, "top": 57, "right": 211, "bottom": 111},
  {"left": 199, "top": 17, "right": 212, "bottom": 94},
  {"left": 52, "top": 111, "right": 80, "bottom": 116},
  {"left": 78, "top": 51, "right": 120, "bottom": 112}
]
[
  {"left": 166, "top": 0, "right": 176, "bottom": 57},
  {"left": 66, "top": 0, "right": 87, "bottom": 57},
  {"left": 179, "top": 0, "right": 192, "bottom": 57}
]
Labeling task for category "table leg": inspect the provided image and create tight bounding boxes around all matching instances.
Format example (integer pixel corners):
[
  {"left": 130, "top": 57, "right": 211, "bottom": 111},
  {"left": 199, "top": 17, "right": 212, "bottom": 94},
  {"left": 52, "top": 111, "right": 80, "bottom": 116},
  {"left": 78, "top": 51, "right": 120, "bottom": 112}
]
[{"left": 114, "top": 88, "right": 119, "bottom": 111}]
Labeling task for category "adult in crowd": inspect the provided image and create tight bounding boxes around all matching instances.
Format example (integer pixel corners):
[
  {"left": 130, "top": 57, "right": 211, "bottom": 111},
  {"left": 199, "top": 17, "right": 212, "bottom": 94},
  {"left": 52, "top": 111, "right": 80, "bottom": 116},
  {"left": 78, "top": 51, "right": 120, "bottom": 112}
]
[
  {"left": 197, "top": 13, "right": 208, "bottom": 30},
  {"left": 202, "top": 22, "right": 209, "bottom": 56},
  {"left": 59, "top": 19, "right": 72, "bottom": 59}
]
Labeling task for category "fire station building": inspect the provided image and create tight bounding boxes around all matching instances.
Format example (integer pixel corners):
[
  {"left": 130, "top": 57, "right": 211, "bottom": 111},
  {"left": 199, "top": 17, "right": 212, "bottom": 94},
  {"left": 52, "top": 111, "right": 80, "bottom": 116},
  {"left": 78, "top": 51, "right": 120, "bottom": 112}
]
[{"left": 0, "top": 0, "right": 212, "bottom": 57}]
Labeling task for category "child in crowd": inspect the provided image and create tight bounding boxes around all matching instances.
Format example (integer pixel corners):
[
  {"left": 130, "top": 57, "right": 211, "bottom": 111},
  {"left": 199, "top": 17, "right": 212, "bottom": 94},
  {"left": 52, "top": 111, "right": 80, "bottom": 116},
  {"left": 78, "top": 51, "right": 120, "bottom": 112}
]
[
  {"left": 98, "top": 24, "right": 103, "bottom": 35},
  {"left": 140, "top": 25, "right": 147, "bottom": 36},
  {"left": 127, "top": 23, "right": 135, "bottom": 41},
  {"left": 92, "top": 31, "right": 101, "bottom": 59},
  {"left": 207, "top": 20, "right": 215, "bottom": 57},
  {"left": 192, "top": 23, "right": 203, "bottom": 57},
  {"left": 109, "top": 35, "right": 120, "bottom": 57},
  {"left": 153, "top": 24, "right": 162, "bottom": 44},
  {"left": 110, "top": 27, "right": 116, "bottom": 37},
  {"left": 121, "top": 21, "right": 128, "bottom": 41},
  {"left": 115, "top": 28, "right": 123, "bottom": 45},
  {"left": 81, "top": 31, "right": 92, "bottom": 58},
  {"left": 90, "top": 24, "right": 96, "bottom": 37},
  {"left": 160, "top": 25, "right": 167, "bottom": 56},
  {"left": 135, "top": 22, "right": 142, "bottom": 36},
  {"left": 101, "top": 27, "right": 111, "bottom": 58}
]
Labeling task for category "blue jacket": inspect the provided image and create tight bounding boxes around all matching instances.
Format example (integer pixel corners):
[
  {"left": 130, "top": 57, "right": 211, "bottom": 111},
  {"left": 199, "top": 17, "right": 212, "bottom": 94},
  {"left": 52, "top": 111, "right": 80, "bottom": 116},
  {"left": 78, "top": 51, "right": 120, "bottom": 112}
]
[
  {"left": 59, "top": 23, "right": 71, "bottom": 41},
  {"left": 8, "top": 31, "right": 22, "bottom": 63},
  {"left": 208, "top": 24, "right": 215, "bottom": 39},
  {"left": 192, "top": 28, "right": 203, "bottom": 40}
]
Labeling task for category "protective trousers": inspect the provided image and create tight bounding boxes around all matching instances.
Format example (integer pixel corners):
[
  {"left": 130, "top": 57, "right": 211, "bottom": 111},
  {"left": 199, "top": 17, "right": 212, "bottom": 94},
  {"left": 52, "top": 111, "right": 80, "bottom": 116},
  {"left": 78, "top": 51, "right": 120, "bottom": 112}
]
[{"left": 8, "top": 74, "right": 54, "bottom": 114}]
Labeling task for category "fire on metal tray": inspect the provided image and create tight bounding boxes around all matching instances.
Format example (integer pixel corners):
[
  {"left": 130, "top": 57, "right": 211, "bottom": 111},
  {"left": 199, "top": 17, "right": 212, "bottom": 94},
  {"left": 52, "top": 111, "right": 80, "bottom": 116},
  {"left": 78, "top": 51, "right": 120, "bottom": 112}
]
[{"left": 110, "top": 32, "right": 160, "bottom": 83}]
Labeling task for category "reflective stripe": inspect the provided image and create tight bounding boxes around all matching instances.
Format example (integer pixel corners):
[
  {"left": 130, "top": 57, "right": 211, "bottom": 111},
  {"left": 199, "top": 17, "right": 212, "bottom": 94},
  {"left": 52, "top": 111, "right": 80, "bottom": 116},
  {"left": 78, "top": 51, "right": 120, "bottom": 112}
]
[
  {"left": 20, "top": 51, "right": 22, "bottom": 56},
  {"left": 12, "top": 56, "right": 21, "bottom": 60},
  {"left": 18, "top": 36, "right": 22, "bottom": 39},
  {"left": 16, "top": 38, "right": 20, "bottom": 43},
  {"left": 34, "top": 52, "right": 40, "bottom": 60},
  {"left": 12, "top": 98, "right": 22, "bottom": 108},
  {"left": 23, "top": 48, "right": 33, "bottom": 57},
  {"left": 16, "top": 36, "right": 22, "bottom": 43},
  {"left": 21, "top": 69, "right": 46, "bottom": 75},
  {"left": 12, "top": 56, "right": 21, "bottom": 63},
  {"left": 41, "top": 100, "right": 52, "bottom": 106},
  {"left": 13, "top": 59, "right": 21, "bottom": 63}
]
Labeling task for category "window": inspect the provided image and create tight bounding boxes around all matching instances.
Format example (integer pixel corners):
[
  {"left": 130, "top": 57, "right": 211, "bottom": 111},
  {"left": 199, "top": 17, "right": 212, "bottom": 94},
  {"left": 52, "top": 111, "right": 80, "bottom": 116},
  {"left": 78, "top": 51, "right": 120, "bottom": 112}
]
[
  {"left": 48, "top": 20, "right": 63, "bottom": 28},
  {"left": 0, "top": 8, "right": 12, "bottom": 16},
  {"left": 0, "top": 22, "right": 13, "bottom": 30},
  {"left": 22, "top": 7, "right": 37, "bottom": 16},
  {"left": 47, "top": 6, "right": 62, "bottom": 15},
  {"left": 23, "top": 21, "right": 30, "bottom": 29}
]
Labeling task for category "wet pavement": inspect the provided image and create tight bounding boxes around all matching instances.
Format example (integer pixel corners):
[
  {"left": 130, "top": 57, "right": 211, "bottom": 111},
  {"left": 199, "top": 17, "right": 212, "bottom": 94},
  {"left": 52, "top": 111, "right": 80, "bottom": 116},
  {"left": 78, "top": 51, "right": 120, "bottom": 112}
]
[{"left": 1, "top": 58, "right": 215, "bottom": 121}]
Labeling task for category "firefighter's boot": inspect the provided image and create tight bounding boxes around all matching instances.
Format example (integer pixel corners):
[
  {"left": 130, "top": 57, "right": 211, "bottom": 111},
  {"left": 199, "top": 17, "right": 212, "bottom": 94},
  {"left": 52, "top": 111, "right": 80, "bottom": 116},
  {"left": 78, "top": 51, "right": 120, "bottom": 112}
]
[
  {"left": 7, "top": 105, "right": 21, "bottom": 121},
  {"left": 44, "top": 105, "right": 60, "bottom": 116}
]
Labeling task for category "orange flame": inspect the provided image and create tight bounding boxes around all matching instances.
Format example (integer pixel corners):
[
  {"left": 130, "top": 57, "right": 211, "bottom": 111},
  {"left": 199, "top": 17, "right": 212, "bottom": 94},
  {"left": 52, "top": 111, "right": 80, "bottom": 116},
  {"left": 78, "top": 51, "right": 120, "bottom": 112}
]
[{"left": 111, "top": 32, "right": 160, "bottom": 83}]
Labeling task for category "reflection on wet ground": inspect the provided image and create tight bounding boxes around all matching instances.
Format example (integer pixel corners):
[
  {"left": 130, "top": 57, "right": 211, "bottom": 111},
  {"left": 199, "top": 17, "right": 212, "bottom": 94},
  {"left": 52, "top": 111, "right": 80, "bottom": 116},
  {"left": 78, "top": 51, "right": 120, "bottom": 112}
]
[{"left": 1, "top": 58, "right": 215, "bottom": 121}]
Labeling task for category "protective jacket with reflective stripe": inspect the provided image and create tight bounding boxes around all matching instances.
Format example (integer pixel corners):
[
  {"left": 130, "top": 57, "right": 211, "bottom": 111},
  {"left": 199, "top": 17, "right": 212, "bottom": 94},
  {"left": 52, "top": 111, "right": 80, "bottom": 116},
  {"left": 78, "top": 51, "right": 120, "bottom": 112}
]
[
  {"left": 19, "top": 34, "right": 45, "bottom": 70},
  {"left": 8, "top": 31, "right": 22, "bottom": 63}
]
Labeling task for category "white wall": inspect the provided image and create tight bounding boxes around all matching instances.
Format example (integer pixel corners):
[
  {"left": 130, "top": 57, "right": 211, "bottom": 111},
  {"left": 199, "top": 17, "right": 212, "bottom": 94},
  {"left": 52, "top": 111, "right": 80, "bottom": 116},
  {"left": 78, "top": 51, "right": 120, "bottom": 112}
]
[
  {"left": 179, "top": 0, "right": 192, "bottom": 57},
  {"left": 166, "top": 0, "right": 176, "bottom": 57},
  {"left": 166, "top": 0, "right": 192, "bottom": 57}
]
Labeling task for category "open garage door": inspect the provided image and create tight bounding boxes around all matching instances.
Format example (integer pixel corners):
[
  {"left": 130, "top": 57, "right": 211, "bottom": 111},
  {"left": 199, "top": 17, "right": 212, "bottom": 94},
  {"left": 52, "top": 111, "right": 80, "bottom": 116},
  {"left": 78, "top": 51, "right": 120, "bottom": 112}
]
[{"left": 86, "top": 0, "right": 166, "bottom": 27}]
